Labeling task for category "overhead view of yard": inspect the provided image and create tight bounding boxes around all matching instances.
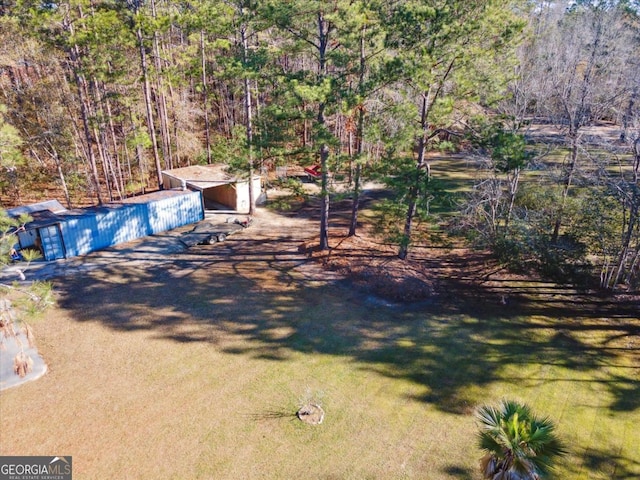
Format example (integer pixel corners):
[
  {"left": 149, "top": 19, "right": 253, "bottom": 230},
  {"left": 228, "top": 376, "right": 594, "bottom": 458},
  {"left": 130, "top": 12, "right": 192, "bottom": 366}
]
[
  {"left": 2, "top": 1, "right": 640, "bottom": 478},
  {"left": 1, "top": 198, "right": 638, "bottom": 479}
]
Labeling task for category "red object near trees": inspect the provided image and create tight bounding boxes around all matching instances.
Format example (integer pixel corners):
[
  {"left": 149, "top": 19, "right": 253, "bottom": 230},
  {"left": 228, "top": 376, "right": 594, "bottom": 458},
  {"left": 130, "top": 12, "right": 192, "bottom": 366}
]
[{"left": 304, "top": 165, "right": 322, "bottom": 179}]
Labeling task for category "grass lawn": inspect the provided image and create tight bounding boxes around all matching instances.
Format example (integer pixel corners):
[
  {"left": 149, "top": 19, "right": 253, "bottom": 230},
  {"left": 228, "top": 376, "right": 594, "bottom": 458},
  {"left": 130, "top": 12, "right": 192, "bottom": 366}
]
[{"left": 1, "top": 214, "right": 638, "bottom": 480}]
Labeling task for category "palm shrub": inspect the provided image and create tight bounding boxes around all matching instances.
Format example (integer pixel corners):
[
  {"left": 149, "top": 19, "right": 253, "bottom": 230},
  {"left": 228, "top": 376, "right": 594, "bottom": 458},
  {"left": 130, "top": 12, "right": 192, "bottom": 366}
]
[
  {"left": 0, "top": 210, "right": 52, "bottom": 383},
  {"left": 476, "top": 400, "right": 567, "bottom": 480}
]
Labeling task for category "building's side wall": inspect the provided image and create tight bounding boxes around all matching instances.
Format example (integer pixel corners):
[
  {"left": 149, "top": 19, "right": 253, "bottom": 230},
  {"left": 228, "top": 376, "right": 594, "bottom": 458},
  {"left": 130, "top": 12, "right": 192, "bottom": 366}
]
[
  {"left": 16, "top": 229, "right": 38, "bottom": 249},
  {"left": 235, "top": 177, "right": 263, "bottom": 213},
  {"left": 147, "top": 190, "right": 204, "bottom": 234},
  {"left": 252, "top": 176, "right": 264, "bottom": 206},
  {"left": 57, "top": 190, "right": 203, "bottom": 258},
  {"left": 60, "top": 205, "right": 149, "bottom": 258},
  {"left": 235, "top": 182, "right": 250, "bottom": 214}
]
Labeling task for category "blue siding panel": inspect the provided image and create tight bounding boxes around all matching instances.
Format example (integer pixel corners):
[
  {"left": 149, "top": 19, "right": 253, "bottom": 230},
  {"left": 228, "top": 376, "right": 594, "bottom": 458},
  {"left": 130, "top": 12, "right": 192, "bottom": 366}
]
[
  {"left": 147, "top": 192, "right": 203, "bottom": 234},
  {"left": 59, "top": 213, "right": 99, "bottom": 258},
  {"left": 51, "top": 190, "right": 203, "bottom": 259}
]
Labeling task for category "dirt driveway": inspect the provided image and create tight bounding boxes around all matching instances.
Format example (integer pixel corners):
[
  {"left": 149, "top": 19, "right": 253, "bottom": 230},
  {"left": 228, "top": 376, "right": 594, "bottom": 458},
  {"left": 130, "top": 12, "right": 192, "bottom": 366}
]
[{"left": 0, "top": 187, "right": 328, "bottom": 287}]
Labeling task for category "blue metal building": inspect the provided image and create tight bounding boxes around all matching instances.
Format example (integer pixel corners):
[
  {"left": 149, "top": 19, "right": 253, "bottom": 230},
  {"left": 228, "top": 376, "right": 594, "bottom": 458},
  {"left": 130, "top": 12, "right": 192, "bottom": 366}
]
[{"left": 7, "top": 189, "right": 203, "bottom": 261}]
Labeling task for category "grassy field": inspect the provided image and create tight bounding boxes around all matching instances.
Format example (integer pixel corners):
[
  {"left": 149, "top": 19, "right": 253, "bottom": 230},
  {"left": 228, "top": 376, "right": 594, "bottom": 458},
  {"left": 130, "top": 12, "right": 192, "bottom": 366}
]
[{"left": 1, "top": 204, "right": 638, "bottom": 479}]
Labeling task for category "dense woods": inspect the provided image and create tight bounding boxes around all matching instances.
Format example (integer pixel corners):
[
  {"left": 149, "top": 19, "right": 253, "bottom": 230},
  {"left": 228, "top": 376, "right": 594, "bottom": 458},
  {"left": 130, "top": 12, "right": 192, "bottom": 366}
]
[{"left": 1, "top": 0, "right": 639, "bottom": 290}]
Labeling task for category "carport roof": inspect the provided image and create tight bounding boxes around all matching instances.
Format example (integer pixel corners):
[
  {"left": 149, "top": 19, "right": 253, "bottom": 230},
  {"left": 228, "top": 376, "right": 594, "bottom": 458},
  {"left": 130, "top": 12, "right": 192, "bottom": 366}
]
[{"left": 162, "top": 165, "right": 258, "bottom": 190}]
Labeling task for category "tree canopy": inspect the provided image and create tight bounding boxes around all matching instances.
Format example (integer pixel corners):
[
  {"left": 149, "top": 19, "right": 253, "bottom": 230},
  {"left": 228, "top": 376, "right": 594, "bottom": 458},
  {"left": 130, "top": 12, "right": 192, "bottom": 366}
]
[{"left": 1, "top": 0, "right": 639, "bottom": 289}]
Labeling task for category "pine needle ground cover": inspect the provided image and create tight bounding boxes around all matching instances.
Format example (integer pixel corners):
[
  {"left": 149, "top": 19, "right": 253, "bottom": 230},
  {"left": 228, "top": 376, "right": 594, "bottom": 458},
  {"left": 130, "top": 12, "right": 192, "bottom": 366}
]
[{"left": 0, "top": 210, "right": 637, "bottom": 479}]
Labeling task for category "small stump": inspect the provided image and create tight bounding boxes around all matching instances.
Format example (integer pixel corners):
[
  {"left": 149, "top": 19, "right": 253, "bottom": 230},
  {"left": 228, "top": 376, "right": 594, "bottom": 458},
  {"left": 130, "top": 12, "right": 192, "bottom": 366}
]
[{"left": 297, "top": 403, "right": 324, "bottom": 425}]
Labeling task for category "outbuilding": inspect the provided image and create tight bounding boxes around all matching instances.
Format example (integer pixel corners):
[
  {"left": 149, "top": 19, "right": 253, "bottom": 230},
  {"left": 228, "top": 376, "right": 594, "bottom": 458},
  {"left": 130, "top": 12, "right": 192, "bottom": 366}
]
[
  {"left": 161, "top": 165, "right": 263, "bottom": 214},
  {"left": 7, "top": 189, "right": 203, "bottom": 261}
]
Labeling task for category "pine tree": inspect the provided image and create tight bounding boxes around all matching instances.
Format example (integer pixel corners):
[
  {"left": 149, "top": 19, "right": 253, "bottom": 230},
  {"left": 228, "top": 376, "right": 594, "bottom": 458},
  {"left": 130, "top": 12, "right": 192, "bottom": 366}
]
[{"left": 382, "top": 0, "right": 525, "bottom": 259}]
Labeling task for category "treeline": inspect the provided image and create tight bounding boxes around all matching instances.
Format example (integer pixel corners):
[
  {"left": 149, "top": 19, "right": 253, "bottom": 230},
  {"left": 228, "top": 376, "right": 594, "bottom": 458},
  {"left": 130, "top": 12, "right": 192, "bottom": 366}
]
[{"left": 0, "top": 0, "right": 639, "bottom": 290}]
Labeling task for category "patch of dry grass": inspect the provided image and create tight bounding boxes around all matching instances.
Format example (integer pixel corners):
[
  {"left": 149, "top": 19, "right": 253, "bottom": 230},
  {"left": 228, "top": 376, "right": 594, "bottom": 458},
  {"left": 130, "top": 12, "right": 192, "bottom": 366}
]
[{"left": 0, "top": 208, "right": 638, "bottom": 479}]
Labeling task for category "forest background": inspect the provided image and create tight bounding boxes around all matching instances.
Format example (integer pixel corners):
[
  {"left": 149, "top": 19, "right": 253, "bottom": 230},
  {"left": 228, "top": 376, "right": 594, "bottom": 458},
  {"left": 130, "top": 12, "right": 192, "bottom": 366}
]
[{"left": 1, "top": 0, "right": 640, "bottom": 291}]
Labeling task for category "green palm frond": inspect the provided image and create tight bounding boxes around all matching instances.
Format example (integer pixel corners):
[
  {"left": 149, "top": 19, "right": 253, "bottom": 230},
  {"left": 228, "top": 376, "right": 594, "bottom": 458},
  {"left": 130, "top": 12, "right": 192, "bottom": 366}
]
[{"left": 476, "top": 400, "right": 567, "bottom": 480}]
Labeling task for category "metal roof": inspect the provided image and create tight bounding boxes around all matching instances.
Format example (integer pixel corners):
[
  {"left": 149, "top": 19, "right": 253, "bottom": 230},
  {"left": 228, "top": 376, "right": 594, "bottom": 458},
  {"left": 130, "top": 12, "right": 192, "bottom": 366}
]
[
  {"left": 6, "top": 200, "right": 66, "bottom": 217},
  {"left": 162, "top": 165, "right": 259, "bottom": 190}
]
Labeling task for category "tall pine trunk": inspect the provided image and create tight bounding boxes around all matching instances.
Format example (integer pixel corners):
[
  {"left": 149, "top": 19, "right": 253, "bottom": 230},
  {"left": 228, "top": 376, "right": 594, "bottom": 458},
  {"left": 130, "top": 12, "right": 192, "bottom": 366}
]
[
  {"left": 150, "top": 0, "right": 172, "bottom": 171},
  {"left": 103, "top": 86, "right": 125, "bottom": 199},
  {"left": 67, "top": 6, "right": 104, "bottom": 205},
  {"left": 201, "top": 30, "right": 212, "bottom": 164},
  {"left": 135, "top": 23, "right": 163, "bottom": 189},
  {"left": 398, "top": 55, "right": 455, "bottom": 259},
  {"left": 349, "top": 25, "right": 367, "bottom": 237},
  {"left": 44, "top": 139, "right": 72, "bottom": 208},
  {"left": 241, "top": 23, "right": 255, "bottom": 216},
  {"left": 317, "top": 12, "right": 330, "bottom": 251},
  {"left": 68, "top": 43, "right": 104, "bottom": 204},
  {"left": 399, "top": 92, "right": 431, "bottom": 260}
]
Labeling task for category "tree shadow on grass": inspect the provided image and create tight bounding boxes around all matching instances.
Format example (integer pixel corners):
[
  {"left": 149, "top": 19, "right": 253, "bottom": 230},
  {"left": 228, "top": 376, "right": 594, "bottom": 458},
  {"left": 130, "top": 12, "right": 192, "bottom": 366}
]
[
  {"left": 564, "top": 446, "right": 640, "bottom": 479},
  {"left": 54, "top": 238, "right": 638, "bottom": 418},
  {"left": 50, "top": 206, "right": 639, "bottom": 476}
]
